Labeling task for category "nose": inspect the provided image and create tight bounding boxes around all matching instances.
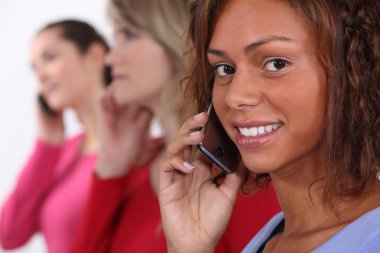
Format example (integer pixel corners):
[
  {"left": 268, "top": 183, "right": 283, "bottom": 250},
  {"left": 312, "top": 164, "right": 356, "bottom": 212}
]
[
  {"left": 105, "top": 46, "right": 122, "bottom": 66},
  {"left": 225, "top": 68, "right": 263, "bottom": 110}
]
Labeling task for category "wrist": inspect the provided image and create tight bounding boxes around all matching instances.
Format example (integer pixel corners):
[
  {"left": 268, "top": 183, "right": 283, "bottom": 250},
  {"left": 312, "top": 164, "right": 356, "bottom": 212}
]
[
  {"left": 37, "top": 133, "right": 64, "bottom": 146},
  {"left": 95, "top": 160, "right": 133, "bottom": 179},
  {"left": 166, "top": 242, "right": 215, "bottom": 253}
]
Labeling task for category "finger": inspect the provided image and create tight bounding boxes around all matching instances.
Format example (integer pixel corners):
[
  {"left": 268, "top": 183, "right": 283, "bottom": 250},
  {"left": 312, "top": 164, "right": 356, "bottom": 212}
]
[
  {"left": 167, "top": 113, "right": 208, "bottom": 156},
  {"left": 159, "top": 156, "right": 195, "bottom": 191},
  {"left": 100, "top": 91, "right": 115, "bottom": 112},
  {"left": 114, "top": 104, "right": 141, "bottom": 127},
  {"left": 166, "top": 130, "right": 204, "bottom": 159},
  {"left": 219, "top": 166, "right": 246, "bottom": 201},
  {"left": 124, "top": 103, "right": 141, "bottom": 120},
  {"left": 179, "top": 112, "right": 209, "bottom": 135},
  {"left": 192, "top": 159, "right": 213, "bottom": 182},
  {"left": 99, "top": 96, "right": 116, "bottom": 129}
]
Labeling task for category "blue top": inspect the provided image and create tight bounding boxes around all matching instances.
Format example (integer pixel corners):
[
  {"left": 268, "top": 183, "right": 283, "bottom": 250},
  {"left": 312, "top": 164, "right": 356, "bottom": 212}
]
[{"left": 242, "top": 207, "right": 380, "bottom": 253}]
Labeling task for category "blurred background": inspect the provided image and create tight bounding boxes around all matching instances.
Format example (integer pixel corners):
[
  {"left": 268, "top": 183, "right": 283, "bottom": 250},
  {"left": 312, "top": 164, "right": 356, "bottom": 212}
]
[{"left": 0, "top": 0, "right": 111, "bottom": 252}]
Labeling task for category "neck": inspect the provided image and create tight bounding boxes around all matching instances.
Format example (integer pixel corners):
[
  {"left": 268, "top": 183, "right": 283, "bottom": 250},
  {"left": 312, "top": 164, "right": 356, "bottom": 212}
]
[
  {"left": 270, "top": 152, "right": 324, "bottom": 230},
  {"left": 147, "top": 97, "right": 180, "bottom": 145},
  {"left": 72, "top": 84, "right": 103, "bottom": 155},
  {"left": 147, "top": 102, "right": 180, "bottom": 194}
]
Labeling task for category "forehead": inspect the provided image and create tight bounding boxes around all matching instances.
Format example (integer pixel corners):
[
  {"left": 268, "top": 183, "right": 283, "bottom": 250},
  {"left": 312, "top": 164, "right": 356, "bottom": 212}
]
[
  {"left": 30, "top": 28, "right": 78, "bottom": 59},
  {"left": 32, "top": 28, "right": 62, "bottom": 48},
  {"left": 209, "top": 0, "right": 314, "bottom": 50}
]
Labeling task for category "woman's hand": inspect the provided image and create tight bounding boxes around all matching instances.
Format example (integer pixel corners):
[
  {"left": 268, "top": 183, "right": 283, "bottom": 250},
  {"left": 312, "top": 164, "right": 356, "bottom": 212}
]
[
  {"left": 36, "top": 98, "right": 64, "bottom": 146},
  {"left": 95, "top": 90, "right": 153, "bottom": 178},
  {"left": 158, "top": 113, "right": 244, "bottom": 253}
]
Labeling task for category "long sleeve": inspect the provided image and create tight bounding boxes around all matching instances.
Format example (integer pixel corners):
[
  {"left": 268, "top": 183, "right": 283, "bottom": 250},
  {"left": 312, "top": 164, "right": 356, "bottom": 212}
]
[
  {"left": 0, "top": 140, "right": 61, "bottom": 249},
  {"left": 70, "top": 174, "right": 127, "bottom": 253}
]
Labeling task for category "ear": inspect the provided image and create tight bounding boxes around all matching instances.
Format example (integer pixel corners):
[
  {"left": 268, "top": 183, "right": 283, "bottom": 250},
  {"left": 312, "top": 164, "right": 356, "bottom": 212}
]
[{"left": 86, "top": 42, "right": 106, "bottom": 68}]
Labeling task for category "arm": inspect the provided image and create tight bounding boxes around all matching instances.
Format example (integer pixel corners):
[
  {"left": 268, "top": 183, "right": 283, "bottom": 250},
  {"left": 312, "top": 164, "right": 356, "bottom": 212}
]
[
  {"left": 70, "top": 174, "right": 127, "bottom": 253},
  {"left": 71, "top": 91, "right": 153, "bottom": 252},
  {"left": 0, "top": 140, "right": 61, "bottom": 248}
]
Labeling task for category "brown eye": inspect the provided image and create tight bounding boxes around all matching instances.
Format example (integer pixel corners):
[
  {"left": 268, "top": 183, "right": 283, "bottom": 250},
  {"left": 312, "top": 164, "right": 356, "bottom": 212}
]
[
  {"left": 215, "top": 64, "right": 235, "bottom": 77},
  {"left": 264, "top": 58, "right": 288, "bottom": 72}
]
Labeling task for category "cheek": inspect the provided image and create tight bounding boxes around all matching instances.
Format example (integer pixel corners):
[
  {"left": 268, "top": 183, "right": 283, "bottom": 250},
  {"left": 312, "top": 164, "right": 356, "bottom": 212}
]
[
  {"left": 53, "top": 60, "right": 79, "bottom": 82},
  {"left": 142, "top": 48, "right": 173, "bottom": 88},
  {"left": 281, "top": 82, "right": 327, "bottom": 146},
  {"left": 212, "top": 85, "right": 234, "bottom": 135},
  {"left": 212, "top": 84, "right": 228, "bottom": 107}
]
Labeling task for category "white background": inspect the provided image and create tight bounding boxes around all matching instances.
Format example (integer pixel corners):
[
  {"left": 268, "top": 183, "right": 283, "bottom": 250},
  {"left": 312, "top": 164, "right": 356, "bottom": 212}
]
[{"left": 0, "top": 0, "right": 111, "bottom": 252}]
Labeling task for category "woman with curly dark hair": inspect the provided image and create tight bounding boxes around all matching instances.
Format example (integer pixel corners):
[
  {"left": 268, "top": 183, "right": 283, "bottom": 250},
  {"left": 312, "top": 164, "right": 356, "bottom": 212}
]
[{"left": 158, "top": 0, "right": 380, "bottom": 252}]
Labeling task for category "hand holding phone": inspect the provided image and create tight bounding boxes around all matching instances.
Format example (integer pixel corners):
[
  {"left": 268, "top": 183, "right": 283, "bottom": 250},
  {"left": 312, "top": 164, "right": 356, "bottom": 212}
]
[
  {"left": 197, "top": 101, "right": 240, "bottom": 173},
  {"left": 36, "top": 94, "right": 64, "bottom": 144},
  {"left": 37, "top": 94, "right": 58, "bottom": 117}
]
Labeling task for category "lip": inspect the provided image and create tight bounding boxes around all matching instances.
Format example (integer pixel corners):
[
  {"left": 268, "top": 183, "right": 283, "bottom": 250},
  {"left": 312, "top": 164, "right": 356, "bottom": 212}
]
[
  {"left": 233, "top": 120, "right": 280, "bottom": 128},
  {"left": 233, "top": 120, "right": 282, "bottom": 148}
]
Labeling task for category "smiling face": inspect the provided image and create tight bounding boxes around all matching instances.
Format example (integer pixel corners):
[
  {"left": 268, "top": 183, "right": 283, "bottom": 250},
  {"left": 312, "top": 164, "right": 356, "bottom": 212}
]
[
  {"left": 208, "top": 0, "right": 327, "bottom": 174},
  {"left": 106, "top": 24, "right": 173, "bottom": 110},
  {"left": 31, "top": 28, "right": 95, "bottom": 110}
]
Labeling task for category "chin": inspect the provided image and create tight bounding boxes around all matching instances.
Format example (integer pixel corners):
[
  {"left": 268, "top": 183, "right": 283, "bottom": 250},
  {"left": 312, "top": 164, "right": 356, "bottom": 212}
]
[
  {"left": 241, "top": 157, "right": 278, "bottom": 174},
  {"left": 113, "top": 93, "right": 129, "bottom": 107}
]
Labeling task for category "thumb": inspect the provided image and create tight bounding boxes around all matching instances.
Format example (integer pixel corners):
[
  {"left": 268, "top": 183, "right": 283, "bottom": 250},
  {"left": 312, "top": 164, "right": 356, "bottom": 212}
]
[{"left": 219, "top": 165, "right": 246, "bottom": 202}]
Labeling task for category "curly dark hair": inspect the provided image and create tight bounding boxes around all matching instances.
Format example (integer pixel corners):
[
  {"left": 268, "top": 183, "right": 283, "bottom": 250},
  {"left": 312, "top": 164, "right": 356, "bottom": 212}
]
[{"left": 184, "top": 0, "right": 380, "bottom": 206}]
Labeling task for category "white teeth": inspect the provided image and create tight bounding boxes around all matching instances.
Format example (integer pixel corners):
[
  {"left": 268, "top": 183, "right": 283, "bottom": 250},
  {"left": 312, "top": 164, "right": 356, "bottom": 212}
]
[
  {"left": 258, "top": 126, "right": 265, "bottom": 135},
  {"left": 239, "top": 123, "right": 282, "bottom": 137},
  {"left": 249, "top": 127, "right": 258, "bottom": 136},
  {"left": 242, "top": 128, "right": 250, "bottom": 136}
]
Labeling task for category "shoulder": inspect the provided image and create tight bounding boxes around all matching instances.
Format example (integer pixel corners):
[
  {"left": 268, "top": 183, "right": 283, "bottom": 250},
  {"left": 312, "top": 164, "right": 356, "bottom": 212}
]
[
  {"left": 315, "top": 207, "right": 380, "bottom": 253},
  {"left": 361, "top": 234, "right": 380, "bottom": 253}
]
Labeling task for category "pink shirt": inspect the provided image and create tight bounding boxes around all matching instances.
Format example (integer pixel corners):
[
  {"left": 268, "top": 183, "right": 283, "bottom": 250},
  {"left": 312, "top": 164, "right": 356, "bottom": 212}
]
[{"left": 0, "top": 134, "right": 97, "bottom": 253}]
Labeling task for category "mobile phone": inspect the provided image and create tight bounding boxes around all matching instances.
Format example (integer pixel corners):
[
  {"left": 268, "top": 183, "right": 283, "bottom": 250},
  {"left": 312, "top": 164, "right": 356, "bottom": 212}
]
[
  {"left": 197, "top": 101, "right": 240, "bottom": 173},
  {"left": 37, "top": 94, "right": 58, "bottom": 117}
]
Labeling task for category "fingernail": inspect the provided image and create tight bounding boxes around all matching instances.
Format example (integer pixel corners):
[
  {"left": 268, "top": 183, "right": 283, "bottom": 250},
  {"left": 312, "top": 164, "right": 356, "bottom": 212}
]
[
  {"left": 183, "top": 161, "right": 194, "bottom": 170},
  {"left": 190, "top": 131, "right": 202, "bottom": 136},
  {"left": 193, "top": 112, "right": 205, "bottom": 119}
]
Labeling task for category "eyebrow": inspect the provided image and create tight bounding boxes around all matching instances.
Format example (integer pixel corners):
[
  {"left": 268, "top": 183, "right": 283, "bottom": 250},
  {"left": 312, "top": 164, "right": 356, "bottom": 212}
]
[{"left": 207, "top": 35, "right": 294, "bottom": 58}]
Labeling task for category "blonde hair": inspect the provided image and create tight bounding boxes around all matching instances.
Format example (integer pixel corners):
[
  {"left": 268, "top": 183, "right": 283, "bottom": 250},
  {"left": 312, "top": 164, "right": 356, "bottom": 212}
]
[{"left": 107, "top": 0, "right": 192, "bottom": 124}]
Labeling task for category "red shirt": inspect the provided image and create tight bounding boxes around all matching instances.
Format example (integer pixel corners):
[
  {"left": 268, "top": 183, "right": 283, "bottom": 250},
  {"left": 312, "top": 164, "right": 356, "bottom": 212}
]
[{"left": 71, "top": 161, "right": 280, "bottom": 253}]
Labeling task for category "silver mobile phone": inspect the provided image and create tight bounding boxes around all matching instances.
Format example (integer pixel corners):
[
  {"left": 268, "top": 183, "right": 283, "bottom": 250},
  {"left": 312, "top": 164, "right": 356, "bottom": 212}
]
[{"left": 197, "top": 101, "right": 240, "bottom": 173}]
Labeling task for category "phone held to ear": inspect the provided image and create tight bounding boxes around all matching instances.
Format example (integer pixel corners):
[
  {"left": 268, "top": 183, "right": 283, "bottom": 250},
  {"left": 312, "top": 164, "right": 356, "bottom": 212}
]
[
  {"left": 37, "top": 94, "right": 58, "bottom": 117},
  {"left": 197, "top": 101, "right": 241, "bottom": 173}
]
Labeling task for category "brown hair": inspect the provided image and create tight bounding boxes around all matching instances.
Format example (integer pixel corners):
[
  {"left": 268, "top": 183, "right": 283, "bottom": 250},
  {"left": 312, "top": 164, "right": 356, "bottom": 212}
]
[
  {"left": 185, "top": 0, "right": 380, "bottom": 205},
  {"left": 41, "top": 19, "right": 112, "bottom": 85}
]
